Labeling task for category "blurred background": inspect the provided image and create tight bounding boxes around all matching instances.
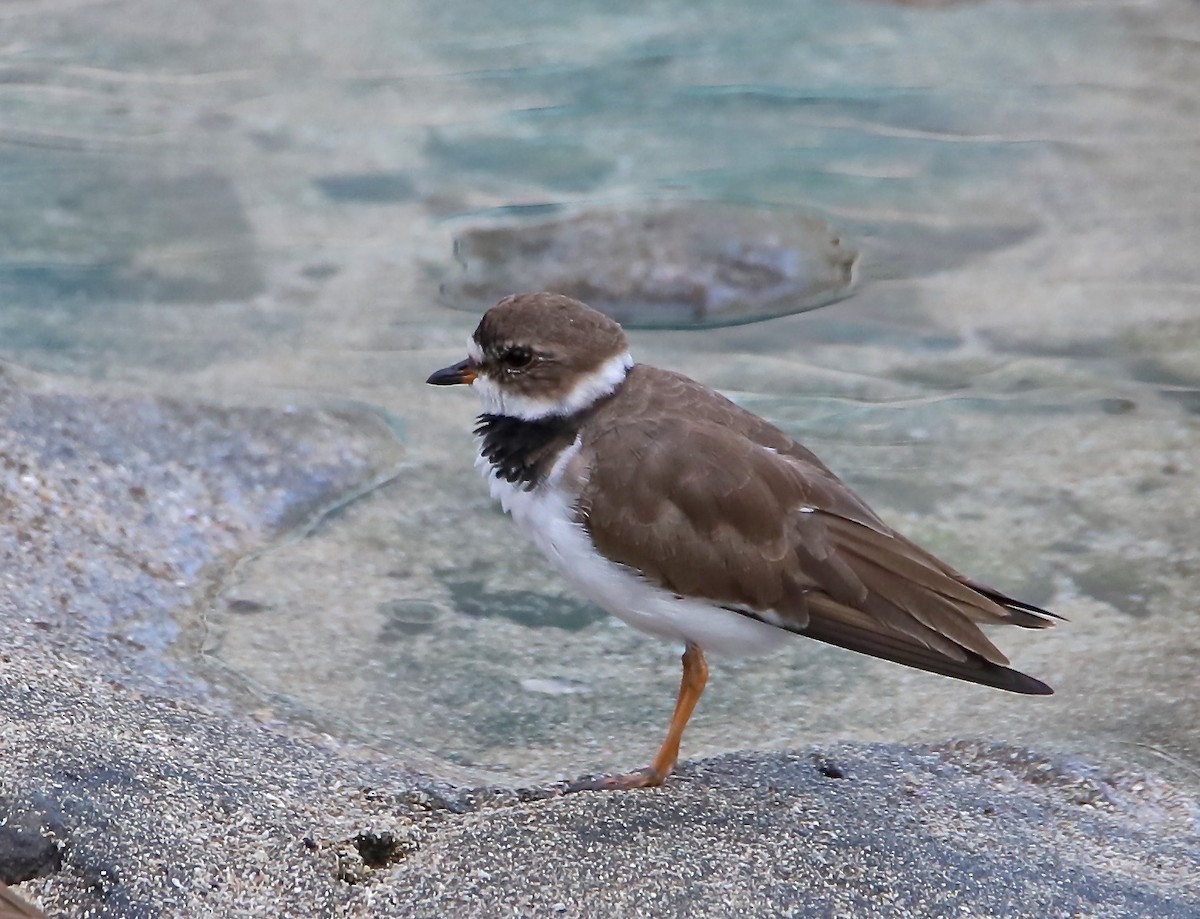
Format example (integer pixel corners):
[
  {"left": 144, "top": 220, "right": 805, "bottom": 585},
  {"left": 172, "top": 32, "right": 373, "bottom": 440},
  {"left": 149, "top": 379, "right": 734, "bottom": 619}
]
[{"left": 2, "top": 0, "right": 1198, "bottom": 786}]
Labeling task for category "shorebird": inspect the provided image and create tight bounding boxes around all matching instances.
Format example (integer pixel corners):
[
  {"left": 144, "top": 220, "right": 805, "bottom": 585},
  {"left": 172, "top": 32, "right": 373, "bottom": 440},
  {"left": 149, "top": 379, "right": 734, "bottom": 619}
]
[{"left": 428, "top": 292, "right": 1057, "bottom": 790}]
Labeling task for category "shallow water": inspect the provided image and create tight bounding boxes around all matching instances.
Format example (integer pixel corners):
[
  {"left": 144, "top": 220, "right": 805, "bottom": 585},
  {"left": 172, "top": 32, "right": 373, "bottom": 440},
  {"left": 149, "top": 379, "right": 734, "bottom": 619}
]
[{"left": 3, "top": 0, "right": 1199, "bottom": 786}]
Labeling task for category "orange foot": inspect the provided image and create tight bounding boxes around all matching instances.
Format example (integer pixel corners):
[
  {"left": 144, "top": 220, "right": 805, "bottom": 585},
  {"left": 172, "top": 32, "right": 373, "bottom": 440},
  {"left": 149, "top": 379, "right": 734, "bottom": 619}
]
[
  {"left": 563, "top": 766, "right": 666, "bottom": 793},
  {"left": 561, "top": 644, "right": 710, "bottom": 795}
]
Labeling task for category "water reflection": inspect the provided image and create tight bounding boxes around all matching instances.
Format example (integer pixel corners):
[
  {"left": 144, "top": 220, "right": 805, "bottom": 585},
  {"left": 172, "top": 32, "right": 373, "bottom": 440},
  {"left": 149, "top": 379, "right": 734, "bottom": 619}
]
[{"left": 1, "top": 0, "right": 1197, "bottom": 786}]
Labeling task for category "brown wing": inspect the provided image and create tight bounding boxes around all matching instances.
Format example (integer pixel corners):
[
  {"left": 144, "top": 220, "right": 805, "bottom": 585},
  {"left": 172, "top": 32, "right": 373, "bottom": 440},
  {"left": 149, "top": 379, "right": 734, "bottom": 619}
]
[{"left": 579, "top": 367, "right": 1056, "bottom": 694}]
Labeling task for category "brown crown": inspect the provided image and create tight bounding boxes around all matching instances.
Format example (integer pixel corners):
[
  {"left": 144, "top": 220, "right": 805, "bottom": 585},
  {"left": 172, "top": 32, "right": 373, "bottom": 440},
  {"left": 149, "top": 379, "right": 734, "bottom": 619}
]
[{"left": 471, "top": 293, "right": 629, "bottom": 400}]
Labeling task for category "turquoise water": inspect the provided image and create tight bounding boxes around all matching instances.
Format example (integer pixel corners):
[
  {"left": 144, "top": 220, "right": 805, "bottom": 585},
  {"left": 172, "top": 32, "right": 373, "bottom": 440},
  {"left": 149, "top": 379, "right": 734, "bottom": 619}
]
[
  {"left": 4, "top": 0, "right": 1199, "bottom": 785},
  {"left": 0, "top": 0, "right": 1139, "bottom": 372}
]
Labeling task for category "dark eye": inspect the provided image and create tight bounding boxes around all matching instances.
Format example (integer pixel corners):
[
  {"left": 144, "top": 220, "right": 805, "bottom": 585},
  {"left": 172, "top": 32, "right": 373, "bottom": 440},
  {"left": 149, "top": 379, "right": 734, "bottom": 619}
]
[{"left": 503, "top": 346, "right": 533, "bottom": 369}]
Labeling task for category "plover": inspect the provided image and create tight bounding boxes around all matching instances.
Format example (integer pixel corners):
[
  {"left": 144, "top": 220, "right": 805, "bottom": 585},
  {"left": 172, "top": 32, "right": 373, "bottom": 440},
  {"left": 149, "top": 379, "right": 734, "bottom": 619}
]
[{"left": 428, "top": 292, "right": 1057, "bottom": 790}]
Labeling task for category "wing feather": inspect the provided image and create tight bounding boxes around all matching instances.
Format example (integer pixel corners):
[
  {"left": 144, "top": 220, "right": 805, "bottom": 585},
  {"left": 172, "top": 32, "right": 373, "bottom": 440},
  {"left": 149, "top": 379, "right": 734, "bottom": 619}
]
[
  {"left": 578, "top": 366, "right": 1056, "bottom": 692},
  {"left": 788, "top": 596, "right": 1050, "bottom": 694}
]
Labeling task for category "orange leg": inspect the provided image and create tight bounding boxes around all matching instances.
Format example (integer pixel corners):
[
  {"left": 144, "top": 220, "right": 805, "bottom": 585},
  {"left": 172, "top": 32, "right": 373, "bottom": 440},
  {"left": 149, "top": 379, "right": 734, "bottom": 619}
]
[{"left": 566, "top": 643, "right": 709, "bottom": 792}]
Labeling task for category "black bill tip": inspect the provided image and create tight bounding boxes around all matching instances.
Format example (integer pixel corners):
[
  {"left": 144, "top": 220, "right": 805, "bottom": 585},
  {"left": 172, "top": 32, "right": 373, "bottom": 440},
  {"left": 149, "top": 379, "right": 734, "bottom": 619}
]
[{"left": 426, "top": 358, "right": 476, "bottom": 386}]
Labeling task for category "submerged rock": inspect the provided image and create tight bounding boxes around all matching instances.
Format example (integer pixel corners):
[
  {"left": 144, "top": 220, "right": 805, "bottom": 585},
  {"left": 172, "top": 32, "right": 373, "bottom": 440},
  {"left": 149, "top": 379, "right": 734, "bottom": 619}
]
[
  {"left": 314, "top": 172, "right": 417, "bottom": 204},
  {"left": 435, "top": 203, "right": 858, "bottom": 328},
  {"left": 0, "top": 156, "right": 261, "bottom": 306},
  {"left": 0, "top": 362, "right": 402, "bottom": 699}
]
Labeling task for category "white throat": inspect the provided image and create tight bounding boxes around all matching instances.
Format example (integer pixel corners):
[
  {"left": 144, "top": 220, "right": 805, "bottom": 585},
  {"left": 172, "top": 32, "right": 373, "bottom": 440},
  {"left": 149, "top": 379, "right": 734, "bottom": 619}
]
[{"left": 471, "top": 350, "right": 633, "bottom": 420}]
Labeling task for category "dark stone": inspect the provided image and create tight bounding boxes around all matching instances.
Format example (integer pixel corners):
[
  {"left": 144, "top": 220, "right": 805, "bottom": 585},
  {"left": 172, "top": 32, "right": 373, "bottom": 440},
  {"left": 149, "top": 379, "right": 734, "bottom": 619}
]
[
  {"left": 445, "top": 579, "right": 606, "bottom": 632},
  {"left": 314, "top": 172, "right": 416, "bottom": 204},
  {"left": 352, "top": 830, "right": 417, "bottom": 868},
  {"left": 0, "top": 821, "right": 60, "bottom": 885},
  {"left": 434, "top": 202, "right": 858, "bottom": 329},
  {"left": 226, "top": 598, "right": 268, "bottom": 614},
  {"left": 378, "top": 599, "right": 443, "bottom": 640},
  {"left": 300, "top": 262, "right": 341, "bottom": 280},
  {"left": 813, "top": 755, "right": 848, "bottom": 779},
  {"left": 1099, "top": 397, "right": 1138, "bottom": 415},
  {"left": 1072, "top": 559, "right": 1158, "bottom": 617}
]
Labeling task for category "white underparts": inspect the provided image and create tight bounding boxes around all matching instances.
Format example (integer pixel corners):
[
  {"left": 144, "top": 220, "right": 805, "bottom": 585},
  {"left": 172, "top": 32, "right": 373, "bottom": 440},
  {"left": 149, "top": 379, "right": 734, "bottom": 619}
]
[
  {"left": 476, "top": 435, "right": 785, "bottom": 657},
  {"left": 470, "top": 350, "right": 634, "bottom": 421}
]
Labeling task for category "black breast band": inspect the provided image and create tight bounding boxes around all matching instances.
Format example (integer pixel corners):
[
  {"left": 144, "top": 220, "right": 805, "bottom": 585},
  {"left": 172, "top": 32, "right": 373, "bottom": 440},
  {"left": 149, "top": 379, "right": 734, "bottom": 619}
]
[{"left": 474, "top": 413, "right": 584, "bottom": 490}]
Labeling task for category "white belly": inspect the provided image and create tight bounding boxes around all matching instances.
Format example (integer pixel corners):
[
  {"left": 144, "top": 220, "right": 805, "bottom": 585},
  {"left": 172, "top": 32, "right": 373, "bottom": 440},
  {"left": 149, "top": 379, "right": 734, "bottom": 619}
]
[{"left": 476, "top": 441, "right": 784, "bottom": 656}]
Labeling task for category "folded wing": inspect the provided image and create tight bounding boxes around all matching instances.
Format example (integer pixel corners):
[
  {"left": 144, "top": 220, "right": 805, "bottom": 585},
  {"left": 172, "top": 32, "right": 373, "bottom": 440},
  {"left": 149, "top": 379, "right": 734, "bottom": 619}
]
[{"left": 579, "top": 399, "right": 1055, "bottom": 695}]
